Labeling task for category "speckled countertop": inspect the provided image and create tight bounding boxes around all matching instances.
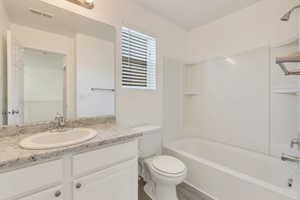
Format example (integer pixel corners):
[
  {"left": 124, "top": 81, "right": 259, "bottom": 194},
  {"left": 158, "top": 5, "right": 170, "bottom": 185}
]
[{"left": 0, "top": 122, "right": 143, "bottom": 171}]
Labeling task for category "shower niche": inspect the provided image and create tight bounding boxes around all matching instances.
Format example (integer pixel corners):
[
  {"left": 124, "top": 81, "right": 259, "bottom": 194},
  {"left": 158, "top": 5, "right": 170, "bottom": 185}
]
[{"left": 183, "top": 64, "right": 200, "bottom": 96}]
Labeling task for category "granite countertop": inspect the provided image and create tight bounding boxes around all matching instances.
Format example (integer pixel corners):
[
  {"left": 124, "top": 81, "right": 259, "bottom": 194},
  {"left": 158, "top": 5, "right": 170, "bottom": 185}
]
[{"left": 0, "top": 122, "right": 143, "bottom": 171}]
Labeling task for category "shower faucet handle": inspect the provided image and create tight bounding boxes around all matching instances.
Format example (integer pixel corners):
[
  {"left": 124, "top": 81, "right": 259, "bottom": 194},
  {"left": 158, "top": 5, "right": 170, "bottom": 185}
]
[{"left": 290, "top": 135, "right": 300, "bottom": 150}]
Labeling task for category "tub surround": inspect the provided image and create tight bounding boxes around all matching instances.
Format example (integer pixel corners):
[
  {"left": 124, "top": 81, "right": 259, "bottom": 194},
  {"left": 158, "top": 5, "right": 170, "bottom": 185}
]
[{"left": 0, "top": 116, "right": 148, "bottom": 171}]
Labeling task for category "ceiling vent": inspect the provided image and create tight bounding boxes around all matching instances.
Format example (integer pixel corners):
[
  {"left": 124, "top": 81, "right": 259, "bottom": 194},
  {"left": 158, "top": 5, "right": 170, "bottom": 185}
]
[{"left": 29, "top": 8, "right": 53, "bottom": 19}]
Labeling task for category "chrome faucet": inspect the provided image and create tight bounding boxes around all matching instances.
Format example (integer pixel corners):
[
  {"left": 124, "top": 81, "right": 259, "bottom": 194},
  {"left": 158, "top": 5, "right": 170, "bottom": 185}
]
[
  {"left": 54, "top": 113, "right": 65, "bottom": 130},
  {"left": 290, "top": 135, "right": 300, "bottom": 150},
  {"left": 281, "top": 153, "right": 300, "bottom": 163}
]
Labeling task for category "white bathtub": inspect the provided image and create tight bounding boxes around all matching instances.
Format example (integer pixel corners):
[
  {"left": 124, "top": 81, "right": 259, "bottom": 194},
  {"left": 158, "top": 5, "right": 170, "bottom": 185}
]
[{"left": 164, "top": 138, "right": 299, "bottom": 200}]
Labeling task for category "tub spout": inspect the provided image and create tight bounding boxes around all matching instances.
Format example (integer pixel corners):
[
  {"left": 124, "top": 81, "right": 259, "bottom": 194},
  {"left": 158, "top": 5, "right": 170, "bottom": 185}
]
[{"left": 281, "top": 153, "right": 300, "bottom": 163}]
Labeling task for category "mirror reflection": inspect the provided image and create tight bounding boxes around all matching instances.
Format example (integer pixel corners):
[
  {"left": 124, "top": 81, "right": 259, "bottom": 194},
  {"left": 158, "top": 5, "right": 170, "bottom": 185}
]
[
  {"left": 23, "top": 49, "right": 65, "bottom": 124},
  {"left": 1, "top": 0, "right": 116, "bottom": 125}
]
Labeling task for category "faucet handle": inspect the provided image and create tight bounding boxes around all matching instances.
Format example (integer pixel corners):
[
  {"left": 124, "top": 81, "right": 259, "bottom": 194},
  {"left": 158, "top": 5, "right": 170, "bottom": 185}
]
[
  {"left": 54, "top": 113, "right": 65, "bottom": 129},
  {"left": 290, "top": 135, "right": 300, "bottom": 150},
  {"left": 55, "top": 113, "right": 63, "bottom": 120}
]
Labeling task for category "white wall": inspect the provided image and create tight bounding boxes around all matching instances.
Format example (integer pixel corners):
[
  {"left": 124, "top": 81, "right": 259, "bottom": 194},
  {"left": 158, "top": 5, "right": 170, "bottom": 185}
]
[
  {"left": 0, "top": 0, "right": 10, "bottom": 124},
  {"left": 76, "top": 33, "right": 115, "bottom": 118},
  {"left": 38, "top": 0, "right": 187, "bottom": 124},
  {"left": 11, "top": 24, "right": 76, "bottom": 119},
  {"left": 119, "top": 3, "right": 187, "bottom": 154},
  {"left": 187, "top": 0, "right": 300, "bottom": 62},
  {"left": 38, "top": 0, "right": 188, "bottom": 155},
  {"left": 184, "top": 0, "right": 300, "bottom": 156},
  {"left": 117, "top": 3, "right": 187, "bottom": 129}
]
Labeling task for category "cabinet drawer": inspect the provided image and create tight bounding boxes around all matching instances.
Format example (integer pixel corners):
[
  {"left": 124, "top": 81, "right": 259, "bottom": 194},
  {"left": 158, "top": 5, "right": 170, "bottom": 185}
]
[
  {"left": 0, "top": 160, "right": 63, "bottom": 200},
  {"left": 73, "top": 140, "right": 138, "bottom": 176},
  {"left": 18, "top": 186, "right": 63, "bottom": 200}
]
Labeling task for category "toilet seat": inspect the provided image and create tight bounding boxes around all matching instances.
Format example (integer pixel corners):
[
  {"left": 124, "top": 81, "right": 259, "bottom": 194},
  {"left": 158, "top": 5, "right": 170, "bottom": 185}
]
[{"left": 151, "top": 156, "right": 186, "bottom": 177}]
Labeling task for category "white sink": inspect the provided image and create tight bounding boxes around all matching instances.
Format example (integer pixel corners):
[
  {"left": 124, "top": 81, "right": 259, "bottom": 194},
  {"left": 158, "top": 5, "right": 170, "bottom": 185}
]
[{"left": 19, "top": 128, "right": 98, "bottom": 150}]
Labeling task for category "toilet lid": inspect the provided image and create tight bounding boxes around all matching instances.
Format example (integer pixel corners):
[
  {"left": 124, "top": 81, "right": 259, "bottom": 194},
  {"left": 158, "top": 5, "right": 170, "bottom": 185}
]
[{"left": 152, "top": 156, "right": 185, "bottom": 175}]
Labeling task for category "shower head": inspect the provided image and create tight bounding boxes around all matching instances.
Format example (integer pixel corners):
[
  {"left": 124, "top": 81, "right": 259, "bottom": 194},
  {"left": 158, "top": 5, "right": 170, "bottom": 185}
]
[{"left": 281, "top": 5, "right": 300, "bottom": 21}]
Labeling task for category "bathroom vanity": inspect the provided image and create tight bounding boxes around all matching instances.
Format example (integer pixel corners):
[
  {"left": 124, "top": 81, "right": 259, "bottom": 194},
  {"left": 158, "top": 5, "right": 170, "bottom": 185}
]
[
  {"left": 0, "top": 1, "right": 155, "bottom": 199},
  {"left": 0, "top": 120, "right": 141, "bottom": 200},
  {"left": 0, "top": 1, "right": 135, "bottom": 198}
]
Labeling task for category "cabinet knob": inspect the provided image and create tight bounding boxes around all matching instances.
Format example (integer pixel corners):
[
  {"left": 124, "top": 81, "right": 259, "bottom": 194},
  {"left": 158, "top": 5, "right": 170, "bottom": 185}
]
[
  {"left": 54, "top": 190, "right": 62, "bottom": 197},
  {"left": 76, "top": 183, "right": 82, "bottom": 189}
]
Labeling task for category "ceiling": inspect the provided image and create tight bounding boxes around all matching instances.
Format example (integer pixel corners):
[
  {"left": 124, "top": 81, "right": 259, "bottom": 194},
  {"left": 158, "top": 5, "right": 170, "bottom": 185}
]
[{"left": 135, "top": 0, "right": 262, "bottom": 30}]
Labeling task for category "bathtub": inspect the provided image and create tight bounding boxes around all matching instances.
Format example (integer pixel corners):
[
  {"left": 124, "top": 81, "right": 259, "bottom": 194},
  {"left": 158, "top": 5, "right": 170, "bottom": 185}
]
[{"left": 164, "top": 138, "right": 299, "bottom": 200}]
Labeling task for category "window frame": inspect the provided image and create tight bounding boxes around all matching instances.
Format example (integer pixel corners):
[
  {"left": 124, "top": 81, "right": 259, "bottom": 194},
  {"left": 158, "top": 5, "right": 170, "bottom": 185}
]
[{"left": 120, "top": 26, "right": 157, "bottom": 91}]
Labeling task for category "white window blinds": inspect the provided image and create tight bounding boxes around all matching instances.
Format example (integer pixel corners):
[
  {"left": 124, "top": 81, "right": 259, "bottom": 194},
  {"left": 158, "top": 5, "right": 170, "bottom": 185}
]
[{"left": 121, "top": 27, "right": 156, "bottom": 89}]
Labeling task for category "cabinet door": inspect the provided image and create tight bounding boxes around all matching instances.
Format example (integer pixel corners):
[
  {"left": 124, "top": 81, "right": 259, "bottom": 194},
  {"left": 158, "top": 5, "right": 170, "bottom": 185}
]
[
  {"left": 18, "top": 186, "right": 63, "bottom": 200},
  {"left": 0, "top": 160, "right": 63, "bottom": 200},
  {"left": 73, "top": 159, "right": 138, "bottom": 200}
]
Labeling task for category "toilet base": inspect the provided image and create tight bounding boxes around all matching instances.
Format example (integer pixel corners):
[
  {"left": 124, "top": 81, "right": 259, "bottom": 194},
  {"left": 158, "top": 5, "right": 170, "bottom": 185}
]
[
  {"left": 144, "top": 181, "right": 156, "bottom": 199},
  {"left": 144, "top": 181, "right": 178, "bottom": 200},
  {"left": 156, "top": 182, "right": 178, "bottom": 200}
]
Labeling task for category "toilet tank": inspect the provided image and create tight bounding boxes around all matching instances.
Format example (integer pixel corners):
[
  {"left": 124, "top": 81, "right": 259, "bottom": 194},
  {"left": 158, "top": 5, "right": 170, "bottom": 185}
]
[{"left": 136, "top": 126, "right": 162, "bottom": 158}]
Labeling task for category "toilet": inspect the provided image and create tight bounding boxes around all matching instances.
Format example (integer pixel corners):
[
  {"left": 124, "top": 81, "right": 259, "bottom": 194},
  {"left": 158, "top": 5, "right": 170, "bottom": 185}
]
[{"left": 144, "top": 155, "right": 187, "bottom": 200}]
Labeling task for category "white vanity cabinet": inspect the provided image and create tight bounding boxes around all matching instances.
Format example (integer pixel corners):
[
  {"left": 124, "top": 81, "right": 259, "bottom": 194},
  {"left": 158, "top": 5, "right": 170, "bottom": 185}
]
[
  {"left": 0, "top": 160, "right": 63, "bottom": 200},
  {"left": 73, "top": 159, "right": 137, "bottom": 200},
  {"left": 0, "top": 140, "right": 138, "bottom": 200},
  {"left": 72, "top": 140, "right": 138, "bottom": 200}
]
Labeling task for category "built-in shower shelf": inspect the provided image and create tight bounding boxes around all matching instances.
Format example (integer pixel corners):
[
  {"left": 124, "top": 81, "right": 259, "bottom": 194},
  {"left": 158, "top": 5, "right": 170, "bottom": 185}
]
[
  {"left": 184, "top": 91, "right": 200, "bottom": 96},
  {"left": 272, "top": 89, "right": 300, "bottom": 95},
  {"left": 184, "top": 63, "right": 198, "bottom": 67}
]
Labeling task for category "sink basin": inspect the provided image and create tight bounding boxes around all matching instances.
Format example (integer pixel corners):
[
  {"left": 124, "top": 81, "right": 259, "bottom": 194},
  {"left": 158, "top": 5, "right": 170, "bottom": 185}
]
[{"left": 19, "top": 128, "right": 98, "bottom": 150}]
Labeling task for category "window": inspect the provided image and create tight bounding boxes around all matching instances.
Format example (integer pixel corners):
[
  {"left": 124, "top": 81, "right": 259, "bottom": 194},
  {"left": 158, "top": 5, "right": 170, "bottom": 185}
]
[{"left": 121, "top": 27, "right": 156, "bottom": 89}]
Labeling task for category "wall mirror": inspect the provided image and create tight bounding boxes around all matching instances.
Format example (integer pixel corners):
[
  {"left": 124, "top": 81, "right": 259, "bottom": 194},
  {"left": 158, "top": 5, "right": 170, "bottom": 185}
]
[{"left": 0, "top": 0, "right": 116, "bottom": 125}]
